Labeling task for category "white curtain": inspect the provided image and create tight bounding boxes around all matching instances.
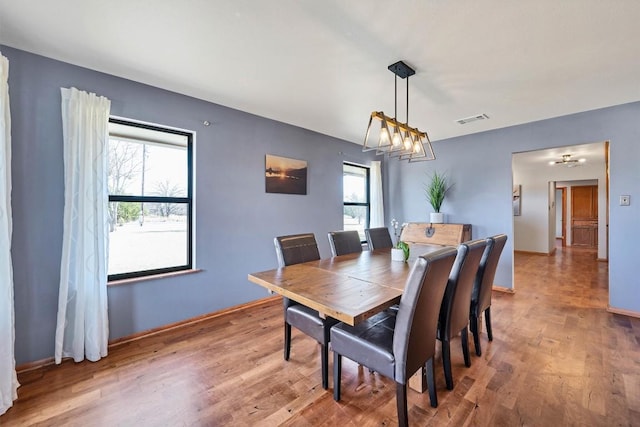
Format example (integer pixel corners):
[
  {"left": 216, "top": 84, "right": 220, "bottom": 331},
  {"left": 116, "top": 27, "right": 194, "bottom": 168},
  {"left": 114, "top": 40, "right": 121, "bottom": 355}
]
[
  {"left": 55, "top": 87, "right": 111, "bottom": 364},
  {"left": 0, "top": 54, "right": 19, "bottom": 416},
  {"left": 370, "top": 160, "right": 384, "bottom": 227}
]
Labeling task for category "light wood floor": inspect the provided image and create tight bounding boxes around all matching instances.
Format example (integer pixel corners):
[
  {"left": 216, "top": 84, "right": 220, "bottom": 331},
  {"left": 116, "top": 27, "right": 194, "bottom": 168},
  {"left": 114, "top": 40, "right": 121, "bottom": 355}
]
[{"left": 4, "top": 247, "right": 640, "bottom": 426}]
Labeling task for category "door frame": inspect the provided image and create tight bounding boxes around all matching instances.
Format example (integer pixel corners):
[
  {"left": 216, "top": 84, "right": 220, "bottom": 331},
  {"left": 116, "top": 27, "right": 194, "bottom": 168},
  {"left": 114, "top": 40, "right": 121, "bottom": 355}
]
[
  {"left": 512, "top": 140, "right": 610, "bottom": 293},
  {"left": 558, "top": 187, "right": 567, "bottom": 247}
]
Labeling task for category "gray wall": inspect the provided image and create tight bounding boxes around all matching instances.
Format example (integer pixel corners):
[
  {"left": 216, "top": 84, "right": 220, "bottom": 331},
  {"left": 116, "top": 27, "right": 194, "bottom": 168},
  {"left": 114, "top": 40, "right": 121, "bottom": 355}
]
[
  {"left": 7, "top": 44, "right": 640, "bottom": 366},
  {"left": 385, "top": 102, "right": 640, "bottom": 314},
  {"left": 3, "top": 46, "right": 376, "bottom": 365}
]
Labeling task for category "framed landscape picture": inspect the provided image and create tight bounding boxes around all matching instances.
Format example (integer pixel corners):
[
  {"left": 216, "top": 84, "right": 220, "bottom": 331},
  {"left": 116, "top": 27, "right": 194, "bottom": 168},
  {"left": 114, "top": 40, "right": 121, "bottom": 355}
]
[{"left": 265, "top": 154, "right": 307, "bottom": 195}]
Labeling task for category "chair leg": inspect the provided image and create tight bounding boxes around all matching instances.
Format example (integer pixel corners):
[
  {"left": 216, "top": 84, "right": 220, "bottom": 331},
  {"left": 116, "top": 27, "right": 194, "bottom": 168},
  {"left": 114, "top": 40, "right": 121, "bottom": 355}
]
[
  {"left": 333, "top": 352, "right": 342, "bottom": 401},
  {"left": 321, "top": 343, "right": 329, "bottom": 390},
  {"left": 470, "top": 314, "right": 482, "bottom": 356},
  {"left": 426, "top": 357, "right": 438, "bottom": 408},
  {"left": 396, "top": 382, "right": 408, "bottom": 427},
  {"left": 442, "top": 340, "right": 453, "bottom": 390},
  {"left": 461, "top": 326, "right": 471, "bottom": 367},
  {"left": 284, "top": 322, "right": 291, "bottom": 361},
  {"left": 485, "top": 307, "right": 493, "bottom": 341}
]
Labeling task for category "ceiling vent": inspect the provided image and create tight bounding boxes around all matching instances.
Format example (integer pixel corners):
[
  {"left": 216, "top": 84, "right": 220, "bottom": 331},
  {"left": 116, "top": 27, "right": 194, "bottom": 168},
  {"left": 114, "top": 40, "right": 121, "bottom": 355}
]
[{"left": 456, "top": 114, "right": 489, "bottom": 125}]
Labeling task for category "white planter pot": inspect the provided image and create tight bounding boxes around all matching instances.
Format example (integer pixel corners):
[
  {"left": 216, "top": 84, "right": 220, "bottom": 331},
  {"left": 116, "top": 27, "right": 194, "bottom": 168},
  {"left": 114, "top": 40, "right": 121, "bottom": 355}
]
[
  {"left": 391, "top": 248, "right": 405, "bottom": 262},
  {"left": 430, "top": 212, "right": 445, "bottom": 223}
]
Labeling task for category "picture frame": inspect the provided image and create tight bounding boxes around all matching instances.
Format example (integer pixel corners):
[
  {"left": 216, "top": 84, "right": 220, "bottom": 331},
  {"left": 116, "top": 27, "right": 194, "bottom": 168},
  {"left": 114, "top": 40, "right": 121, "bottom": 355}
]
[
  {"left": 265, "top": 154, "right": 308, "bottom": 195},
  {"left": 513, "top": 184, "right": 521, "bottom": 216}
]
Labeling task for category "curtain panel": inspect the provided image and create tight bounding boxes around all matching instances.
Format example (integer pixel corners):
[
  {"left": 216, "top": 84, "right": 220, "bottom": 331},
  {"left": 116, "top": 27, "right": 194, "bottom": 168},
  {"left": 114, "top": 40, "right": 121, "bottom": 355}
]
[
  {"left": 55, "top": 87, "right": 111, "bottom": 364},
  {"left": 0, "top": 53, "right": 19, "bottom": 416}
]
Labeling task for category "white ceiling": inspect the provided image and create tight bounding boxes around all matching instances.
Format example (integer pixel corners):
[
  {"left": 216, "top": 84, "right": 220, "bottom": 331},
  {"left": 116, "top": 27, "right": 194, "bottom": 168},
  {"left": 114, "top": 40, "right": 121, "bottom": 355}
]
[
  {"left": 513, "top": 141, "right": 606, "bottom": 170},
  {"left": 1, "top": 1, "right": 640, "bottom": 148}
]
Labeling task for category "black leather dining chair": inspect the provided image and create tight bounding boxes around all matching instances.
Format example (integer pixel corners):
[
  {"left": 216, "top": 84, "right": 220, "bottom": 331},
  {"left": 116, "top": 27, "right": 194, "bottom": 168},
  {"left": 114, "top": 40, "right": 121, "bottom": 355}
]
[
  {"left": 469, "top": 234, "right": 507, "bottom": 356},
  {"left": 274, "top": 233, "right": 338, "bottom": 389},
  {"left": 331, "top": 247, "right": 458, "bottom": 426},
  {"left": 364, "top": 227, "right": 393, "bottom": 250},
  {"left": 437, "top": 239, "right": 486, "bottom": 390},
  {"left": 328, "top": 230, "right": 363, "bottom": 256}
]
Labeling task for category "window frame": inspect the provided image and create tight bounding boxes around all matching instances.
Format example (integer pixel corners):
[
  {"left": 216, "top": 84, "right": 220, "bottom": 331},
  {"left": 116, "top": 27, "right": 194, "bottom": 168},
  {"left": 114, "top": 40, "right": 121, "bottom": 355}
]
[
  {"left": 107, "top": 117, "right": 194, "bottom": 281},
  {"left": 342, "top": 162, "right": 371, "bottom": 242}
]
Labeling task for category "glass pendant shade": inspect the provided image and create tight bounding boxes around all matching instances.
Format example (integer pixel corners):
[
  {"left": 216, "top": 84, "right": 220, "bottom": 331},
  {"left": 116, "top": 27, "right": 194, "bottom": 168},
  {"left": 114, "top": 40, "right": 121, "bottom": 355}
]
[{"left": 403, "top": 132, "right": 413, "bottom": 151}]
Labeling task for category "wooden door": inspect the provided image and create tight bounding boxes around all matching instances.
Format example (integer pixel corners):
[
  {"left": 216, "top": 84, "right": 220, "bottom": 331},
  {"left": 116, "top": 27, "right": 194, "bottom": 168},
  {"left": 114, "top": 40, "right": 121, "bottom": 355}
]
[{"left": 571, "top": 185, "right": 598, "bottom": 248}]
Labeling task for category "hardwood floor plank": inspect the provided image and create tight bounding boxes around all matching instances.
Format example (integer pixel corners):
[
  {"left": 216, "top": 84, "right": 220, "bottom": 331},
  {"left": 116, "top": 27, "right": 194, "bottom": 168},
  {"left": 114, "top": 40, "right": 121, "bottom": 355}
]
[{"left": 3, "top": 246, "right": 640, "bottom": 426}]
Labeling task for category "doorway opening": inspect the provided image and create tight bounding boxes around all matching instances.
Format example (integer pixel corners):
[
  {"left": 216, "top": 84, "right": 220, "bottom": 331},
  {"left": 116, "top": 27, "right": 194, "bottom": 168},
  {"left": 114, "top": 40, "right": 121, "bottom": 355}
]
[{"left": 511, "top": 141, "right": 609, "bottom": 292}]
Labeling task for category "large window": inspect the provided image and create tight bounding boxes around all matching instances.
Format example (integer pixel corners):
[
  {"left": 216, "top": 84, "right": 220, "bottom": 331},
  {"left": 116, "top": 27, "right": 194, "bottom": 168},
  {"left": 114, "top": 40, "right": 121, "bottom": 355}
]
[
  {"left": 343, "top": 163, "right": 370, "bottom": 241},
  {"left": 107, "top": 118, "right": 193, "bottom": 281}
]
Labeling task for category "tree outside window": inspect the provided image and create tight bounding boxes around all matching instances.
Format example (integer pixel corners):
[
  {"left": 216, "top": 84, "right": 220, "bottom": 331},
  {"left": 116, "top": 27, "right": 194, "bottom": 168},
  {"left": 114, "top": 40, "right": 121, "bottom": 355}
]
[
  {"left": 343, "top": 163, "right": 370, "bottom": 241},
  {"left": 107, "top": 119, "right": 193, "bottom": 280}
]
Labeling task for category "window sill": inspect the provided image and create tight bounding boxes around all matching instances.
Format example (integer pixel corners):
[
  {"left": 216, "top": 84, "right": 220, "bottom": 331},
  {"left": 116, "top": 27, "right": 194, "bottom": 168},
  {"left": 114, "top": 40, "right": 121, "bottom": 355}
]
[{"left": 108, "top": 268, "right": 203, "bottom": 287}]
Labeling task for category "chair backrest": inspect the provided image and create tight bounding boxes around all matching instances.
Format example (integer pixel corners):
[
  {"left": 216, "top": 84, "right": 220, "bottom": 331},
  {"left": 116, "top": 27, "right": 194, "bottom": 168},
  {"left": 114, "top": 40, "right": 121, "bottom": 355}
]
[
  {"left": 365, "top": 227, "right": 393, "bottom": 250},
  {"left": 472, "top": 234, "right": 508, "bottom": 314},
  {"left": 328, "top": 230, "right": 363, "bottom": 256},
  {"left": 439, "top": 239, "right": 487, "bottom": 338},
  {"left": 392, "top": 247, "right": 458, "bottom": 382},
  {"left": 274, "top": 233, "right": 320, "bottom": 267}
]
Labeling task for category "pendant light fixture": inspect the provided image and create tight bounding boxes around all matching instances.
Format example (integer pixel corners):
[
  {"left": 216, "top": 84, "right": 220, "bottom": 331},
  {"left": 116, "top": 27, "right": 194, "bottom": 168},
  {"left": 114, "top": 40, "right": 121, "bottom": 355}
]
[{"left": 363, "top": 61, "right": 435, "bottom": 162}]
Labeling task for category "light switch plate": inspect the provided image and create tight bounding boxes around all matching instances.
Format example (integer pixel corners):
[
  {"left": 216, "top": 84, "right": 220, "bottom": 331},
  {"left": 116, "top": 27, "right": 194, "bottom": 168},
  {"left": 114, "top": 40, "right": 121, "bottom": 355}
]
[{"left": 620, "top": 195, "right": 630, "bottom": 206}]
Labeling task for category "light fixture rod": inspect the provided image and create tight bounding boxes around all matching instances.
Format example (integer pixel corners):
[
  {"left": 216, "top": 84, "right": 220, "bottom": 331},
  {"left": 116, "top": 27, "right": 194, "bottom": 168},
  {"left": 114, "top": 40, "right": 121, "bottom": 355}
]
[
  {"left": 394, "top": 74, "right": 398, "bottom": 119},
  {"left": 388, "top": 61, "right": 414, "bottom": 124},
  {"left": 406, "top": 75, "right": 409, "bottom": 124}
]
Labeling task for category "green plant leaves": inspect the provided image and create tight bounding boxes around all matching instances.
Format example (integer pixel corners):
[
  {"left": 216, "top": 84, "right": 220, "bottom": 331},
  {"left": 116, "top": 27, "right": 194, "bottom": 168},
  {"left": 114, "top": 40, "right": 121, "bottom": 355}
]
[
  {"left": 396, "top": 241, "right": 410, "bottom": 261},
  {"left": 425, "top": 171, "right": 451, "bottom": 212}
]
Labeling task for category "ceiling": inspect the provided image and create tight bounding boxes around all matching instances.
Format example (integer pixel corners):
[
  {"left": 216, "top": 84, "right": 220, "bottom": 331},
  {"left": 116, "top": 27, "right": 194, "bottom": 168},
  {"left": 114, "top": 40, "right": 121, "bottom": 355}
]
[
  {"left": 1, "top": 1, "right": 640, "bottom": 147},
  {"left": 513, "top": 142, "right": 606, "bottom": 170}
]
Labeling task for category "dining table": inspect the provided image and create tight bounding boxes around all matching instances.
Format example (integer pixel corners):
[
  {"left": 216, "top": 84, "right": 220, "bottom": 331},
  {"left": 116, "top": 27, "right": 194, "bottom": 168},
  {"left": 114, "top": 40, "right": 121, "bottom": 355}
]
[{"left": 248, "top": 243, "right": 451, "bottom": 393}]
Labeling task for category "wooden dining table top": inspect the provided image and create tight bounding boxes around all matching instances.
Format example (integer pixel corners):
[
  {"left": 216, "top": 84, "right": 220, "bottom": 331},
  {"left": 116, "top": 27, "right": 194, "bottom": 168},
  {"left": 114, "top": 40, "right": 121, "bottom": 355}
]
[{"left": 248, "top": 244, "right": 448, "bottom": 326}]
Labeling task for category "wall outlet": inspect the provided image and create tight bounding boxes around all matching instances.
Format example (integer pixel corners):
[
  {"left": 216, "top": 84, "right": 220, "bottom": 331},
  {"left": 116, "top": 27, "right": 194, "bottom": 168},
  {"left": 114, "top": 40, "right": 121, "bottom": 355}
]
[{"left": 620, "top": 195, "right": 630, "bottom": 206}]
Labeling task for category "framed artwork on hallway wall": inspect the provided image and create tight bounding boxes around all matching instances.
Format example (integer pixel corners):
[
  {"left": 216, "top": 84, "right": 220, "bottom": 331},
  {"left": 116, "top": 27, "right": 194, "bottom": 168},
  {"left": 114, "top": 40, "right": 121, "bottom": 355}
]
[
  {"left": 265, "top": 154, "right": 308, "bottom": 195},
  {"left": 513, "top": 185, "right": 521, "bottom": 216}
]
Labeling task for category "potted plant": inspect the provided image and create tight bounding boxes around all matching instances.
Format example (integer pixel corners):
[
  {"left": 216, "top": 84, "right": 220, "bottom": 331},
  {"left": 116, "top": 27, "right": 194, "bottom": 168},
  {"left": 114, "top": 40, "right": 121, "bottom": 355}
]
[
  {"left": 425, "top": 171, "right": 451, "bottom": 223},
  {"left": 390, "top": 219, "right": 410, "bottom": 262}
]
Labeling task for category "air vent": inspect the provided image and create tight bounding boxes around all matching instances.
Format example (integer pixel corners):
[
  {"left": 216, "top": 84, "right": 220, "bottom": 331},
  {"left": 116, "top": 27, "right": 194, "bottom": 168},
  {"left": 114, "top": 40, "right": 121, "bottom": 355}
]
[{"left": 456, "top": 114, "right": 489, "bottom": 125}]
